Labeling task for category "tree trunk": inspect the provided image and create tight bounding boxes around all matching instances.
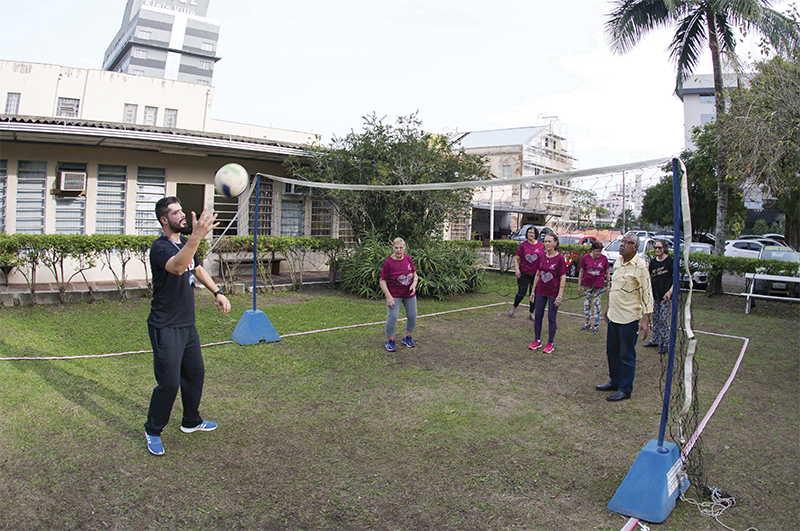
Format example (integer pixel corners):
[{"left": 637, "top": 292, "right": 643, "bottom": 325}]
[{"left": 708, "top": 10, "right": 729, "bottom": 296}]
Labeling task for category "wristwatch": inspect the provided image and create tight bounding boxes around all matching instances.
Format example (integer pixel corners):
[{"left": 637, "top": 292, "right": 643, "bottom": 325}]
[{"left": 213, "top": 289, "right": 224, "bottom": 297}]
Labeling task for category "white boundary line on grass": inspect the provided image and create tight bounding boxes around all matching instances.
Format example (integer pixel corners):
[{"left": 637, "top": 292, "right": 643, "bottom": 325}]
[{"left": 0, "top": 302, "right": 510, "bottom": 361}]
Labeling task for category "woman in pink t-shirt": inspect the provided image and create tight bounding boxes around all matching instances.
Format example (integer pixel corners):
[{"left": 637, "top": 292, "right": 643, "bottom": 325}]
[
  {"left": 509, "top": 225, "right": 544, "bottom": 319},
  {"left": 379, "top": 237, "right": 419, "bottom": 352},
  {"left": 577, "top": 240, "right": 610, "bottom": 334},
  {"left": 528, "top": 233, "right": 566, "bottom": 354}
]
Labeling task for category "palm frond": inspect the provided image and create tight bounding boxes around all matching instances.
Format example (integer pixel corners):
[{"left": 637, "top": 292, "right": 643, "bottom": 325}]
[
  {"left": 605, "top": 0, "right": 675, "bottom": 54},
  {"left": 669, "top": 7, "right": 708, "bottom": 95}
]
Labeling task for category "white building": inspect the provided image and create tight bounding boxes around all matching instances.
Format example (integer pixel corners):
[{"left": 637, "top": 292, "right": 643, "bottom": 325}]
[
  {"left": 681, "top": 73, "right": 746, "bottom": 148},
  {"left": 450, "top": 122, "right": 577, "bottom": 239},
  {"left": 0, "top": 59, "right": 356, "bottom": 287},
  {"left": 104, "top": 0, "right": 221, "bottom": 86}
]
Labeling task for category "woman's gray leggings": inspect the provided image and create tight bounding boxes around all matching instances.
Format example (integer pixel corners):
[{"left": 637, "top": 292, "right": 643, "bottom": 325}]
[{"left": 385, "top": 296, "right": 418, "bottom": 337}]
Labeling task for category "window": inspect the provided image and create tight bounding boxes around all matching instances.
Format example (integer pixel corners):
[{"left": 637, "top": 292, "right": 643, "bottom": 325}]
[
  {"left": 197, "top": 79, "right": 210, "bottom": 86},
  {"left": 247, "top": 179, "right": 273, "bottom": 236},
  {"left": 337, "top": 217, "right": 357, "bottom": 245},
  {"left": 163, "top": 108, "right": 178, "bottom": 128},
  {"left": 96, "top": 164, "right": 127, "bottom": 234},
  {"left": 137, "top": 29, "right": 151, "bottom": 40},
  {"left": 56, "top": 97, "right": 80, "bottom": 118},
  {"left": 123, "top": 104, "right": 137, "bottom": 124},
  {"left": 133, "top": 49, "right": 148, "bottom": 59},
  {"left": 16, "top": 161, "right": 47, "bottom": 234},
  {"left": 281, "top": 197, "right": 305, "bottom": 237},
  {"left": 700, "top": 113, "right": 716, "bottom": 124},
  {"left": 201, "top": 42, "right": 213, "bottom": 52},
  {"left": 5, "top": 93, "right": 20, "bottom": 114},
  {"left": 0, "top": 160, "right": 6, "bottom": 232},
  {"left": 55, "top": 163, "right": 87, "bottom": 235},
  {"left": 502, "top": 165, "right": 512, "bottom": 179},
  {"left": 199, "top": 60, "right": 212, "bottom": 70},
  {"left": 136, "top": 167, "right": 166, "bottom": 235},
  {"left": 143, "top": 106, "right": 158, "bottom": 126},
  {"left": 310, "top": 199, "right": 332, "bottom": 237},
  {"left": 131, "top": 69, "right": 145, "bottom": 75},
  {"left": 699, "top": 95, "right": 715, "bottom": 105}
]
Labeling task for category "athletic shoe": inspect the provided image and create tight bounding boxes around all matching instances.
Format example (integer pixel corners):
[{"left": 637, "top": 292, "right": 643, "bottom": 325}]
[
  {"left": 146, "top": 433, "right": 164, "bottom": 456},
  {"left": 592, "top": 325, "right": 599, "bottom": 334},
  {"left": 180, "top": 420, "right": 217, "bottom": 434},
  {"left": 528, "top": 339, "right": 542, "bottom": 350},
  {"left": 528, "top": 313, "right": 535, "bottom": 321},
  {"left": 401, "top": 335, "right": 416, "bottom": 348},
  {"left": 581, "top": 323, "right": 591, "bottom": 331},
  {"left": 542, "top": 343, "right": 554, "bottom": 354},
  {"left": 508, "top": 306, "right": 515, "bottom": 317},
  {"left": 384, "top": 339, "right": 397, "bottom": 352}
]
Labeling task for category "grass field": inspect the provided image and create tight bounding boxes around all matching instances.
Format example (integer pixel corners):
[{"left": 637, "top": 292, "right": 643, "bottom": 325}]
[{"left": 0, "top": 277, "right": 797, "bottom": 530}]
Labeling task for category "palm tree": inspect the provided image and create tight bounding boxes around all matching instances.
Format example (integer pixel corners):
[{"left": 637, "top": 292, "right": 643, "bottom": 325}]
[{"left": 605, "top": 0, "right": 798, "bottom": 258}]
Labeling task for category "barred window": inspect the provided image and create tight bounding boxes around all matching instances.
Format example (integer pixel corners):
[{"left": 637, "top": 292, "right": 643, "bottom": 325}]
[
  {"left": 143, "top": 106, "right": 158, "bottom": 126},
  {"left": 310, "top": 199, "right": 332, "bottom": 237},
  {"left": 0, "top": 160, "right": 7, "bottom": 232},
  {"left": 56, "top": 97, "right": 80, "bottom": 118},
  {"left": 337, "top": 217, "right": 357, "bottom": 245},
  {"left": 96, "top": 164, "right": 127, "bottom": 234},
  {"left": 16, "top": 161, "right": 47, "bottom": 234},
  {"left": 136, "top": 167, "right": 166, "bottom": 235},
  {"left": 248, "top": 179, "right": 273, "bottom": 236},
  {"left": 5, "top": 93, "right": 20, "bottom": 114},
  {"left": 163, "top": 108, "right": 178, "bottom": 128},
  {"left": 123, "top": 104, "right": 137, "bottom": 124}
]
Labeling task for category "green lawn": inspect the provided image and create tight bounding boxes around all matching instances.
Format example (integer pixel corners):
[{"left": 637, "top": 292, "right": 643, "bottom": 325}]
[{"left": 1, "top": 279, "right": 797, "bottom": 530}]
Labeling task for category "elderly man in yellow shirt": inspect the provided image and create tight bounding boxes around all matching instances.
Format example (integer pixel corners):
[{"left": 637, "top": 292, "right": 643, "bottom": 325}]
[{"left": 596, "top": 232, "right": 654, "bottom": 402}]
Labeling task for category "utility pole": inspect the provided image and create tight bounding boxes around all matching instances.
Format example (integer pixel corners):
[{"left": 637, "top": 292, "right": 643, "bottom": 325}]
[{"left": 622, "top": 171, "right": 626, "bottom": 233}]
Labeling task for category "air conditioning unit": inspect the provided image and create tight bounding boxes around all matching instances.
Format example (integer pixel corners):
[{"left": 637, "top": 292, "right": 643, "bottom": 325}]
[
  {"left": 58, "top": 171, "right": 87, "bottom": 192},
  {"left": 284, "top": 183, "right": 309, "bottom": 196}
]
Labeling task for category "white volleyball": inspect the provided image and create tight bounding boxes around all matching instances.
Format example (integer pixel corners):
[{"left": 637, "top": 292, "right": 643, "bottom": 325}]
[{"left": 214, "top": 163, "right": 248, "bottom": 197}]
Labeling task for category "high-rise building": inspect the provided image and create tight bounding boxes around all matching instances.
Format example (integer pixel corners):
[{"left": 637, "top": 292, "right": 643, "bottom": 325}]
[{"left": 103, "top": 0, "right": 220, "bottom": 85}]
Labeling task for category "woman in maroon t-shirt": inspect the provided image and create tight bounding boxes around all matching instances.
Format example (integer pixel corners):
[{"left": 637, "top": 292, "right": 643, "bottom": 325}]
[
  {"left": 509, "top": 225, "right": 544, "bottom": 319},
  {"left": 577, "top": 240, "right": 609, "bottom": 334},
  {"left": 379, "top": 237, "right": 419, "bottom": 352},
  {"left": 528, "top": 233, "right": 566, "bottom": 354}
]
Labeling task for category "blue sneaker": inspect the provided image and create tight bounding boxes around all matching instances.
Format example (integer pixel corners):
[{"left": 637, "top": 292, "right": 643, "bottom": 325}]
[
  {"left": 180, "top": 420, "right": 217, "bottom": 433},
  {"left": 401, "top": 335, "right": 416, "bottom": 348},
  {"left": 146, "top": 433, "right": 164, "bottom": 456},
  {"left": 384, "top": 339, "right": 397, "bottom": 352}
]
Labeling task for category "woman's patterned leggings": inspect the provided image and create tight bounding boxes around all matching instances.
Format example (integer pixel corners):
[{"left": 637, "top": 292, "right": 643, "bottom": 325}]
[{"left": 583, "top": 287, "right": 603, "bottom": 325}]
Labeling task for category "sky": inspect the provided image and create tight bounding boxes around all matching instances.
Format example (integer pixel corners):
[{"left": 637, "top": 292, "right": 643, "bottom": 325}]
[{"left": 0, "top": 0, "right": 768, "bottom": 182}]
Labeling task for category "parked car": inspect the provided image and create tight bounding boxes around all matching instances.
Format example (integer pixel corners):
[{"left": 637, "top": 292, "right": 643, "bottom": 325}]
[
  {"left": 557, "top": 234, "right": 599, "bottom": 277},
  {"left": 724, "top": 238, "right": 786, "bottom": 259},
  {"left": 603, "top": 236, "right": 656, "bottom": 270},
  {"left": 678, "top": 242, "right": 713, "bottom": 290},
  {"left": 753, "top": 246, "right": 800, "bottom": 297},
  {"left": 509, "top": 225, "right": 553, "bottom": 243}
]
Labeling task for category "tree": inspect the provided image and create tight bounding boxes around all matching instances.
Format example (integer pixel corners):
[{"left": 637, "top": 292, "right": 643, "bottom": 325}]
[
  {"left": 286, "top": 113, "right": 487, "bottom": 246},
  {"left": 752, "top": 219, "right": 770, "bottom": 235},
  {"left": 641, "top": 122, "right": 747, "bottom": 234},
  {"left": 571, "top": 189, "right": 609, "bottom": 226},
  {"left": 606, "top": 0, "right": 799, "bottom": 255},
  {"left": 614, "top": 209, "right": 639, "bottom": 230},
  {"left": 722, "top": 48, "right": 800, "bottom": 249}
]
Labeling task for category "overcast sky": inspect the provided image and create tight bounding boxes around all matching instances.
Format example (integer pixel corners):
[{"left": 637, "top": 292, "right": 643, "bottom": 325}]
[{"left": 0, "top": 0, "right": 767, "bottom": 178}]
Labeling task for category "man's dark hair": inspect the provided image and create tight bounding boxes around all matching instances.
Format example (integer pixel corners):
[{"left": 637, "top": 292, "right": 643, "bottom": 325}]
[{"left": 155, "top": 197, "right": 181, "bottom": 226}]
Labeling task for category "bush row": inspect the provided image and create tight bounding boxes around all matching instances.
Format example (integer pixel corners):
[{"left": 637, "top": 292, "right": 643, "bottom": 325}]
[{"left": 0, "top": 233, "right": 345, "bottom": 304}]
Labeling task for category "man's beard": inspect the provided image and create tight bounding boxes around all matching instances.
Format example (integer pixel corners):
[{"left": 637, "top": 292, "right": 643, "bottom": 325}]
[{"left": 168, "top": 218, "right": 190, "bottom": 234}]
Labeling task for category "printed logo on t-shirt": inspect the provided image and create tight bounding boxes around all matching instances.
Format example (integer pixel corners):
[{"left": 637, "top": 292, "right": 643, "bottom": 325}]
[
  {"left": 540, "top": 271, "right": 554, "bottom": 284},
  {"left": 525, "top": 253, "right": 539, "bottom": 264},
  {"left": 397, "top": 273, "right": 414, "bottom": 286},
  {"left": 587, "top": 268, "right": 601, "bottom": 276}
]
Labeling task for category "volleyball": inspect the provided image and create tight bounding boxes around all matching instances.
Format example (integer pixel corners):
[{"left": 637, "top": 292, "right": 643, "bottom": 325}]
[{"left": 214, "top": 163, "right": 248, "bottom": 197}]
